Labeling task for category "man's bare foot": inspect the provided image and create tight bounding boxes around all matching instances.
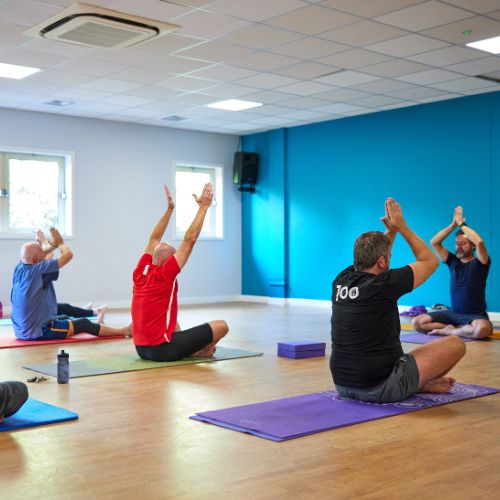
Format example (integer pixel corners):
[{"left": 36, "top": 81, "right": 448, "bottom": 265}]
[
  {"left": 191, "top": 345, "right": 216, "bottom": 358},
  {"left": 122, "top": 324, "right": 133, "bottom": 338},
  {"left": 420, "top": 376, "right": 456, "bottom": 394},
  {"left": 429, "top": 325, "right": 457, "bottom": 336},
  {"left": 96, "top": 305, "right": 108, "bottom": 324}
]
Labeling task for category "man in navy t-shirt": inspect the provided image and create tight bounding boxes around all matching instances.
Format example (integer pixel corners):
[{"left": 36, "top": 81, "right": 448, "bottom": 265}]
[
  {"left": 331, "top": 198, "right": 466, "bottom": 403},
  {"left": 412, "top": 206, "right": 491, "bottom": 339}
]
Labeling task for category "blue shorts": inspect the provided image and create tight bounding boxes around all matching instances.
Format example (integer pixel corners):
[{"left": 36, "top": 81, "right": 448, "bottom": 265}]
[
  {"left": 428, "top": 309, "right": 490, "bottom": 326},
  {"left": 335, "top": 353, "right": 420, "bottom": 404},
  {"left": 39, "top": 318, "right": 74, "bottom": 340}
]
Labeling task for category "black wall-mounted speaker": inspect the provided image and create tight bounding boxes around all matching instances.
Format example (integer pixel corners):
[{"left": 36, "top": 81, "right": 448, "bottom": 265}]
[{"left": 233, "top": 152, "right": 259, "bottom": 185}]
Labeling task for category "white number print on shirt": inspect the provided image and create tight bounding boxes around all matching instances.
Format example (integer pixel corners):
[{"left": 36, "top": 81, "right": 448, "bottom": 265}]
[{"left": 335, "top": 285, "right": 359, "bottom": 301}]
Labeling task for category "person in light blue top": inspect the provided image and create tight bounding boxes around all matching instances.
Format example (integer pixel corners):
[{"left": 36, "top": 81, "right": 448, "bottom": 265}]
[{"left": 11, "top": 228, "right": 131, "bottom": 341}]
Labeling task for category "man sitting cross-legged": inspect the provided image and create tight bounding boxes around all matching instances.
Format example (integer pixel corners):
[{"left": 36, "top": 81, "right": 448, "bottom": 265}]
[
  {"left": 330, "top": 198, "right": 466, "bottom": 404},
  {"left": 412, "top": 206, "right": 492, "bottom": 339},
  {"left": 11, "top": 228, "right": 131, "bottom": 341},
  {"left": 131, "top": 184, "right": 228, "bottom": 362}
]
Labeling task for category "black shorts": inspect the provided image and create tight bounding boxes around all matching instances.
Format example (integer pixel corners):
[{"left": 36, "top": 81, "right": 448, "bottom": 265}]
[{"left": 135, "top": 323, "right": 213, "bottom": 362}]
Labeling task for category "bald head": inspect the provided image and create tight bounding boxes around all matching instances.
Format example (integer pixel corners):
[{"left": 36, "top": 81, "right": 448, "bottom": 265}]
[
  {"left": 21, "top": 242, "right": 45, "bottom": 264},
  {"left": 152, "top": 243, "right": 176, "bottom": 266}
]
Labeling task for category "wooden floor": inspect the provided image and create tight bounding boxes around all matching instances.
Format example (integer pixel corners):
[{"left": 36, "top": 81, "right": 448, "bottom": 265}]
[{"left": 1, "top": 302, "right": 499, "bottom": 500}]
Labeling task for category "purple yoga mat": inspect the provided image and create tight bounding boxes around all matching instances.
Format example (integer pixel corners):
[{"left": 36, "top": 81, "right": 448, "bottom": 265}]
[
  {"left": 401, "top": 332, "right": 476, "bottom": 344},
  {"left": 190, "top": 383, "right": 498, "bottom": 442}
]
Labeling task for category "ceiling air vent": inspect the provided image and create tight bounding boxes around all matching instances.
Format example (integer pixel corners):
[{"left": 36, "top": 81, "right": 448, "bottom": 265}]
[{"left": 24, "top": 3, "right": 179, "bottom": 50}]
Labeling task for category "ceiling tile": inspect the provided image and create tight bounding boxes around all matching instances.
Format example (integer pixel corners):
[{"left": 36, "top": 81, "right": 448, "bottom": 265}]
[
  {"left": 188, "top": 64, "right": 258, "bottom": 82},
  {"left": 429, "top": 76, "right": 499, "bottom": 92},
  {"left": 319, "top": 0, "right": 426, "bottom": 18},
  {"left": 232, "top": 52, "right": 300, "bottom": 71},
  {"left": 156, "top": 75, "right": 218, "bottom": 91},
  {"left": 174, "top": 41, "right": 255, "bottom": 63},
  {"left": 396, "top": 68, "right": 465, "bottom": 85},
  {"left": 99, "top": 94, "right": 154, "bottom": 107},
  {"left": 174, "top": 9, "right": 252, "bottom": 38},
  {"left": 313, "top": 87, "right": 371, "bottom": 102},
  {"left": 278, "top": 96, "right": 331, "bottom": 109},
  {"left": 207, "top": 0, "right": 306, "bottom": 22},
  {"left": 278, "top": 80, "right": 335, "bottom": 95},
  {"left": 367, "top": 34, "right": 449, "bottom": 57},
  {"left": 439, "top": 0, "right": 500, "bottom": 14},
  {"left": 0, "top": 0, "right": 61, "bottom": 27},
  {"left": 349, "top": 94, "right": 405, "bottom": 107},
  {"left": 266, "top": 5, "right": 360, "bottom": 35},
  {"left": 319, "top": 20, "right": 409, "bottom": 46},
  {"left": 374, "top": 1, "right": 473, "bottom": 31},
  {"left": 407, "top": 46, "right": 487, "bottom": 66},
  {"left": 315, "top": 102, "right": 365, "bottom": 114},
  {"left": 445, "top": 57, "right": 500, "bottom": 75},
  {"left": 272, "top": 61, "right": 339, "bottom": 79},
  {"left": 420, "top": 15, "right": 500, "bottom": 44},
  {"left": 271, "top": 37, "right": 350, "bottom": 59},
  {"left": 220, "top": 24, "right": 304, "bottom": 50},
  {"left": 363, "top": 59, "right": 431, "bottom": 77},
  {"left": 351, "top": 78, "right": 415, "bottom": 93},
  {"left": 315, "top": 70, "right": 382, "bottom": 86},
  {"left": 79, "top": 78, "right": 143, "bottom": 93},
  {"left": 317, "top": 49, "right": 391, "bottom": 69},
  {"left": 389, "top": 86, "right": 450, "bottom": 100},
  {"left": 233, "top": 73, "right": 299, "bottom": 89}
]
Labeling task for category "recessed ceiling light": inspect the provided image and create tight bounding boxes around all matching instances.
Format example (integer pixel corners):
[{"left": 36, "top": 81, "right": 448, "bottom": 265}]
[
  {"left": 207, "top": 99, "right": 263, "bottom": 111},
  {"left": 466, "top": 35, "right": 500, "bottom": 54},
  {"left": 0, "top": 62, "right": 41, "bottom": 79},
  {"left": 44, "top": 99, "right": 75, "bottom": 107}
]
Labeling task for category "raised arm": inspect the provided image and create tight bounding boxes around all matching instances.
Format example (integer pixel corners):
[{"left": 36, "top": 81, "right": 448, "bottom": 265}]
[
  {"left": 36, "top": 229, "right": 58, "bottom": 258},
  {"left": 49, "top": 228, "right": 73, "bottom": 269},
  {"left": 384, "top": 198, "right": 438, "bottom": 289},
  {"left": 454, "top": 207, "right": 489, "bottom": 265},
  {"left": 429, "top": 206, "right": 461, "bottom": 261},
  {"left": 173, "top": 183, "right": 213, "bottom": 269},
  {"left": 144, "top": 185, "right": 175, "bottom": 255}
]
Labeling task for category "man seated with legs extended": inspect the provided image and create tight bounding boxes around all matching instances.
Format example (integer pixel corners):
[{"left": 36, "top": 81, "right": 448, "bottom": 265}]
[
  {"left": 412, "top": 206, "right": 492, "bottom": 339},
  {"left": 11, "top": 228, "right": 131, "bottom": 341},
  {"left": 330, "top": 198, "right": 466, "bottom": 404},
  {"left": 132, "top": 184, "right": 228, "bottom": 362}
]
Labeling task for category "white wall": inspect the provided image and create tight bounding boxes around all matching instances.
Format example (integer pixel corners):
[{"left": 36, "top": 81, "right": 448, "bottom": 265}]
[{"left": 0, "top": 108, "right": 241, "bottom": 310}]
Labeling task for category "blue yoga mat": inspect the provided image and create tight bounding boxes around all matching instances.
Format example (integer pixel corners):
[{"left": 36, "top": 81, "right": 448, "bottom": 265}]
[
  {"left": 0, "top": 398, "right": 78, "bottom": 432},
  {"left": 191, "top": 383, "right": 499, "bottom": 442}
]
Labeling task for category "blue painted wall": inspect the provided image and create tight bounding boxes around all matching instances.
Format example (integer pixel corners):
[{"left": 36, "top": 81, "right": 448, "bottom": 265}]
[{"left": 242, "top": 91, "right": 500, "bottom": 311}]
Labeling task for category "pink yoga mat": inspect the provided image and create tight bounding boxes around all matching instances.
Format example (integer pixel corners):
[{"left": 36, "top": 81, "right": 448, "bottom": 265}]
[{"left": 0, "top": 334, "right": 124, "bottom": 349}]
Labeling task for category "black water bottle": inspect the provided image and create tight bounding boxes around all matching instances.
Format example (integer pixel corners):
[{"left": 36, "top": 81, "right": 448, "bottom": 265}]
[{"left": 57, "top": 350, "right": 69, "bottom": 384}]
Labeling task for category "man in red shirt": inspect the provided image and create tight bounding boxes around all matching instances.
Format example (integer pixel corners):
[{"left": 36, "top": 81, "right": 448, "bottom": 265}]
[{"left": 132, "top": 183, "right": 228, "bottom": 361}]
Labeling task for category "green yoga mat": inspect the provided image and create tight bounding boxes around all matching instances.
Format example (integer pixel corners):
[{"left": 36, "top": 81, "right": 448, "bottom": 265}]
[{"left": 23, "top": 347, "right": 263, "bottom": 378}]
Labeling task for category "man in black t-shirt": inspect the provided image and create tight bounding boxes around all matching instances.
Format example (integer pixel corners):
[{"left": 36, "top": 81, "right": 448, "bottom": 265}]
[
  {"left": 331, "top": 198, "right": 466, "bottom": 403},
  {"left": 412, "top": 206, "right": 492, "bottom": 339}
]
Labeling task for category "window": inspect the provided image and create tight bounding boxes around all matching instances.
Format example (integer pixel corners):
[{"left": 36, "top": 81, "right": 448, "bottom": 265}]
[
  {"left": 174, "top": 162, "right": 223, "bottom": 239},
  {"left": 0, "top": 148, "right": 73, "bottom": 237}
]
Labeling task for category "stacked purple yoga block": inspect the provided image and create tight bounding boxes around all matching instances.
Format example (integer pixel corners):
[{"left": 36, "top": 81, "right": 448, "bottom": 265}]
[{"left": 277, "top": 340, "right": 326, "bottom": 359}]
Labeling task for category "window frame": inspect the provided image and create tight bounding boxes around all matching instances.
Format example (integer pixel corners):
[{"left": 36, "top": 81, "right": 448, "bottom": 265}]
[
  {"left": 173, "top": 160, "right": 224, "bottom": 241},
  {"left": 0, "top": 145, "right": 75, "bottom": 240}
]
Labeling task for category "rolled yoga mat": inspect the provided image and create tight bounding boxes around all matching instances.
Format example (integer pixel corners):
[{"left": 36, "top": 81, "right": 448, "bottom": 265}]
[
  {"left": 0, "top": 399, "right": 78, "bottom": 432},
  {"left": 190, "top": 383, "right": 499, "bottom": 442},
  {"left": 23, "top": 347, "right": 263, "bottom": 378}
]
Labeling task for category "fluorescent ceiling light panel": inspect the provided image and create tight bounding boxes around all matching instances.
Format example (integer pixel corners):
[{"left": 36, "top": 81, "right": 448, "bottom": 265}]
[
  {"left": 207, "top": 99, "right": 263, "bottom": 111},
  {"left": 466, "top": 35, "right": 500, "bottom": 54},
  {"left": 0, "top": 63, "right": 40, "bottom": 79}
]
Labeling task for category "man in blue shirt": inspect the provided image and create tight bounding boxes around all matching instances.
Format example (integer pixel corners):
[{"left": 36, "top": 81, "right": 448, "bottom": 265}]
[
  {"left": 412, "top": 206, "right": 491, "bottom": 339},
  {"left": 11, "top": 228, "right": 131, "bottom": 340}
]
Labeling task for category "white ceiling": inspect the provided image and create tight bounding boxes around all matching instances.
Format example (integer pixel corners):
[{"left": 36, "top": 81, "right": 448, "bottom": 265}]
[{"left": 1, "top": 0, "right": 500, "bottom": 135}]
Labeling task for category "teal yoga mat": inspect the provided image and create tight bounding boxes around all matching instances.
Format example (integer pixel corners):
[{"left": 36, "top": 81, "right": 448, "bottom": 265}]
[{"left": 23, "top": 347, "right": 263, "bottom": 378}]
